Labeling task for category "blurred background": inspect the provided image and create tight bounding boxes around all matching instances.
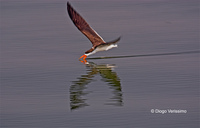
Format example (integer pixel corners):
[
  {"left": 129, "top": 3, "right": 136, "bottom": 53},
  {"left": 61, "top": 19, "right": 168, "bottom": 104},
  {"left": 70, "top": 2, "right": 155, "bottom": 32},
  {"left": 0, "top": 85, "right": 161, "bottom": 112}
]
[{"left": 1, "top": 0, "right": 199, "bottom": 127}]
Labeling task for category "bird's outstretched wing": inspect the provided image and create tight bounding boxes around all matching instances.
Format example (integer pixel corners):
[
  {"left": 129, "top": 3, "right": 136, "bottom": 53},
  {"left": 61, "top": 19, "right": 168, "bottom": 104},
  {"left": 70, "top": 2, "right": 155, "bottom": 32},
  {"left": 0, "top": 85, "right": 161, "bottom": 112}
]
[{"left": 67, "top": 2, "right": 105, "bottom": 47}]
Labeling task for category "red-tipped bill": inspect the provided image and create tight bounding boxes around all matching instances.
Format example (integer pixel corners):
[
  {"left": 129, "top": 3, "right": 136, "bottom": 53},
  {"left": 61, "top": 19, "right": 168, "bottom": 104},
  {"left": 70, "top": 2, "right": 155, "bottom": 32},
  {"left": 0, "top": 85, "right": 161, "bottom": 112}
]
[{"left": 79, "top": 54, "right": 87, "bottom": 60}]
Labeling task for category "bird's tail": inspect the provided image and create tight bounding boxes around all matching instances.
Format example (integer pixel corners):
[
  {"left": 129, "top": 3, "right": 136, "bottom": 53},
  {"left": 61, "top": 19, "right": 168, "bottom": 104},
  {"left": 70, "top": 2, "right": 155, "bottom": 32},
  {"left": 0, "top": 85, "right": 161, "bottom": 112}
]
[{"left": 106, "top": 36, "right": 121, "bottom": 44}]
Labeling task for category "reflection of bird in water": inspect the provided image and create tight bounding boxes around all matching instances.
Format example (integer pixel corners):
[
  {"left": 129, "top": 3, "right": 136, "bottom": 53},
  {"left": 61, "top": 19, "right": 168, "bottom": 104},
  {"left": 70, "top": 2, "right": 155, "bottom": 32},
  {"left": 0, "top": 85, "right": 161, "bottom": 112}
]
[
  {"left": 70, "top": 61, "right": 123, "bottom": 110},
  {"left": 67, "top": 2, "right": 121, "bottom": 61}
]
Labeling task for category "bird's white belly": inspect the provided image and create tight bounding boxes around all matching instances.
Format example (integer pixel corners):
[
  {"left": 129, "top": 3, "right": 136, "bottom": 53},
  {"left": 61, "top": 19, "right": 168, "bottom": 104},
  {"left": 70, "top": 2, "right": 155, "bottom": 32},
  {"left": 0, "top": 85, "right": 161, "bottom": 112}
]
[
  {"left": 95, "top": 44, "right": 118, "bottom": 52},
  {"left": 85, "top": 44, "right": 118, "bottom": 56}
]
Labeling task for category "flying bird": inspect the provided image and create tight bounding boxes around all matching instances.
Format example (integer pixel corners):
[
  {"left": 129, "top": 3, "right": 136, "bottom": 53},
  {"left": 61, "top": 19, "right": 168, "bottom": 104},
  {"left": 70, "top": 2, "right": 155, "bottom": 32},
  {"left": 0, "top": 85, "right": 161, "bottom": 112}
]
[{"left": 67, "top": 2, "right": 120, "bottom": 60}]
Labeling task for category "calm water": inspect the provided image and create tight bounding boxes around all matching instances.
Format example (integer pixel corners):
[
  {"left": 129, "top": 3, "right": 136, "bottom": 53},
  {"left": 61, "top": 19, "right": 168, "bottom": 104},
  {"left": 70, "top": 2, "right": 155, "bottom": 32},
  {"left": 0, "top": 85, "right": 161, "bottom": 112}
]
[{"left": 1, "top": 0, "right": 199, "bottom": 127}]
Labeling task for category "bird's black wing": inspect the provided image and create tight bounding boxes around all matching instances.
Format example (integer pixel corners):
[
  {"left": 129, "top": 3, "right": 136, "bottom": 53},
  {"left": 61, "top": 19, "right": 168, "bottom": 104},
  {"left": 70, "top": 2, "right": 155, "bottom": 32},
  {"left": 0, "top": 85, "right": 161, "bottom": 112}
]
[{"left": 67, "top": 2, "right": 105, "bottom": 47}]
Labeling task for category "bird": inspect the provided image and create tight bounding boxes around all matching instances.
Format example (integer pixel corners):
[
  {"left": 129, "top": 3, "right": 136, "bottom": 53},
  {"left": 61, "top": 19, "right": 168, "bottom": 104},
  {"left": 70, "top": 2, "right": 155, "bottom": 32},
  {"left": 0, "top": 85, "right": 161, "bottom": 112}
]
[{"left": 67, "top": 2, "right": 121, "bottom": 61}]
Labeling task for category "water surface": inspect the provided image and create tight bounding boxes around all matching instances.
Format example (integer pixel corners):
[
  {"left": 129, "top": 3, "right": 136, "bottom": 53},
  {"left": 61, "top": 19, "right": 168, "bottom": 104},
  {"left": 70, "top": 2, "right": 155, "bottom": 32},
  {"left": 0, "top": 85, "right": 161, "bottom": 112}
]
[{"left": 1, "top": 0, "right": 199, "bottom": 127}]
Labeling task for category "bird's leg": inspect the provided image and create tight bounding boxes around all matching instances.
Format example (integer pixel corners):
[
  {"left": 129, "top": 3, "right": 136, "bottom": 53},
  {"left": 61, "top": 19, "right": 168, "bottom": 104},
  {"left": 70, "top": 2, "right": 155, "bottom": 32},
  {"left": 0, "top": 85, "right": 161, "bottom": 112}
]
[{"left": 79, "top": 54, "right": 87, "bottom": 60}]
